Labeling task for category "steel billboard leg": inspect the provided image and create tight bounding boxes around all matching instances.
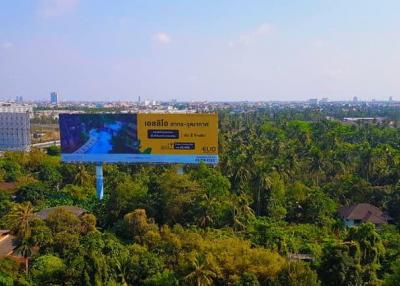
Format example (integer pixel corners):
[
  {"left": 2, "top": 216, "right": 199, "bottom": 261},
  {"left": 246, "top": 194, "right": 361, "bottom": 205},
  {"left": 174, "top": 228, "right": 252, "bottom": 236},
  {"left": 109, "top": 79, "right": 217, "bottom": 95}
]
[{"left": 96, "top": 164, "right": 104, "bottom": 200}]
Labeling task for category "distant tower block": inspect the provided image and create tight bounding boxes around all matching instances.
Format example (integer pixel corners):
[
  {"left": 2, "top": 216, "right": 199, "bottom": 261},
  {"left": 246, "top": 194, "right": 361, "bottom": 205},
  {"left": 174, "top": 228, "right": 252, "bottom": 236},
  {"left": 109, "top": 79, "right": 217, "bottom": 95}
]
[
  {"left": 50, "top": 92, "right": 59, "bottom": 105},
  {"left": 15, "top": 96, "right": 23, "bottom": 103}
]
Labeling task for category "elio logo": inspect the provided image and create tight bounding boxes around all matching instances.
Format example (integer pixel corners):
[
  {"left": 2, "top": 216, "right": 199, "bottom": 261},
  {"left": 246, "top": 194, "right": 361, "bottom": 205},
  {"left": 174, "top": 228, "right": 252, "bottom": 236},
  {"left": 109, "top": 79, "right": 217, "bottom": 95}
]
[{"left": 202, "top": 146, "right": 217, "bottom": 153}]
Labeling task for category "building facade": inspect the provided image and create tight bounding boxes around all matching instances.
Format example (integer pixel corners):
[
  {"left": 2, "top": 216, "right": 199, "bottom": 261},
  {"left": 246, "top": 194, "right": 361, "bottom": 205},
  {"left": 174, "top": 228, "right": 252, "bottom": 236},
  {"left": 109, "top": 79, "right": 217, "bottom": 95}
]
[{"left": 0, "top": 112, "right": 30, "bottom": 151}]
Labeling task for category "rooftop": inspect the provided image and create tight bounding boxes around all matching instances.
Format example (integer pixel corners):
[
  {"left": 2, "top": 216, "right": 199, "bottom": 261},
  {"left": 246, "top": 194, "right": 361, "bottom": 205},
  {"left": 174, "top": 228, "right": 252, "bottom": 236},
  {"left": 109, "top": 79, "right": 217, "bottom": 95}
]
[
  {"left": 35, "top": 205, "right": 87, "bottom": 220},
  {"left": 0, "top": 230, "right": 17, "bottom": 257},
  {"left": 338, "top": 203, "right": 392, "bottom": 225}
]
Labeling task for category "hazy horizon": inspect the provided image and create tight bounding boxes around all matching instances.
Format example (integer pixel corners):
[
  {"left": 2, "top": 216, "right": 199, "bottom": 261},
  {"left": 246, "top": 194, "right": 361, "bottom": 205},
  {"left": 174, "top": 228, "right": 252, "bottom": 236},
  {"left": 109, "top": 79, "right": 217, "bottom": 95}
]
[{"left": 1, "top": 0, "right": 400, "bottom": 102}]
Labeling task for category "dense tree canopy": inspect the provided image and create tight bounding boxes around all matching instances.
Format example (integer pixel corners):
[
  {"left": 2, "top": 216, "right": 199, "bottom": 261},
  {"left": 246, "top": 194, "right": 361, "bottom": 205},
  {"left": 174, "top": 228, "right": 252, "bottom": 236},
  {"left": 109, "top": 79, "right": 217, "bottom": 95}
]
[{"left": 2, "top": 108, "right": 400, "bottom": 285}]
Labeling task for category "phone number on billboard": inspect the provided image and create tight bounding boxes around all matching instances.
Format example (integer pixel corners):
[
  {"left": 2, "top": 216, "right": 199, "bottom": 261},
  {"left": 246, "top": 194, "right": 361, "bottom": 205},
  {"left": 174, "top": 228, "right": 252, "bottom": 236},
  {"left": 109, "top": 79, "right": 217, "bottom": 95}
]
[{"left": 194, "top": 156, "right": 218, "bottom": 163}]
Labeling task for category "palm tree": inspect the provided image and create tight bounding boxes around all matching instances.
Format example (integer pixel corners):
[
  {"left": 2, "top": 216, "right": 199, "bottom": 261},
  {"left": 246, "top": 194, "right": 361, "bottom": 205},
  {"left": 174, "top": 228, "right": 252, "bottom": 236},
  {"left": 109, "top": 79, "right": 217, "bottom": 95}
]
[
  {"left": 185, "top": 255, "right": 217, "bottom": 286},
  {"left": 309, "top": 146, "right": 323, "bottom": 186},
  {"left": 114, "top": 253, "right": 129, "bottom": 286},
  {"left": 16, "top": 238, "right": 33, "bottom": 273},
  {"left": 74, "top": 165, "right": 93, "bottom": 187},
  {"left": 4, "top": 202, "right": 34, "bottom": 239},
  {"left": 359, "top": 142, "right": 372, "bottom": 181},
  {"left": 231, "top": 194, "right": 255, "bottom": 231},
  {"left": 252, "top": 168, "right": 272, "bottom": 216}
]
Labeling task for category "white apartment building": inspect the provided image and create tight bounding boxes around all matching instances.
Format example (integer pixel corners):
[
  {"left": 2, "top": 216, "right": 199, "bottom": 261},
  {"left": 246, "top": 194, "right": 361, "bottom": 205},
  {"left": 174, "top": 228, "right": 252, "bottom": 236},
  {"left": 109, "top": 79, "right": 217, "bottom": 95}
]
[
  {"left": 0, "top": 103, "right": 33, "bottom": 113},
  {"left": 0, "top": 111, "right": 31, "bottom": 151}
]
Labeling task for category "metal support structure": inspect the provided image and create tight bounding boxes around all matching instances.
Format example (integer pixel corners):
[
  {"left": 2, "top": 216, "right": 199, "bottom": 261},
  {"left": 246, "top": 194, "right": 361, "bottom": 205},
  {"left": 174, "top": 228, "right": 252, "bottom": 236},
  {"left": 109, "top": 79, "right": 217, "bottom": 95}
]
[{"left": 96, "top": 164, "right": 104, "bottom": 200}]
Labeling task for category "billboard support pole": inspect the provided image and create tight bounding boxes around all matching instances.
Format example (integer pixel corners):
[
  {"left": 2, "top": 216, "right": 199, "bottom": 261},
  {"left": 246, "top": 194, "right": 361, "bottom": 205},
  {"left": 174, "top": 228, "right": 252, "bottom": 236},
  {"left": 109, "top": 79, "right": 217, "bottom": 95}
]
[{"left": 96, "top": 164, "right": 104, "bottom": 200}]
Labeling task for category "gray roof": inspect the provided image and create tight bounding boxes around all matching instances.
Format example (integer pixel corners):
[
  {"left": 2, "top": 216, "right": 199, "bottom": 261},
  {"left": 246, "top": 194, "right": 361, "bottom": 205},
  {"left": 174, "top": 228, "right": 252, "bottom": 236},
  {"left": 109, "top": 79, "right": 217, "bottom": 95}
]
[{"left": 35, "top": 205, "right": 87, "bottom": 220}]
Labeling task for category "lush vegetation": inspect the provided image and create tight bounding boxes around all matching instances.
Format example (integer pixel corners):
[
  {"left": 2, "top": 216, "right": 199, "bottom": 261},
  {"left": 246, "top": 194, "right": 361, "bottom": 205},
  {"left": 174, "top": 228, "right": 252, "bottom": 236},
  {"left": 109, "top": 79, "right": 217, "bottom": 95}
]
[{"left": 2, "top": 109, "right": 400, "bottom": 285}]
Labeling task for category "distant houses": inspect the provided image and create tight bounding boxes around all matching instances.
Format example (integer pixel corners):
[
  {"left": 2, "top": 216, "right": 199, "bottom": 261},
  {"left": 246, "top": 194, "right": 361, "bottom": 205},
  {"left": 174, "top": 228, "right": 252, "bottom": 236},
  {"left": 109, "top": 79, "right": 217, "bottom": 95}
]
[{"left": 338, "top": 203, "right": 392, "bottom": 227}]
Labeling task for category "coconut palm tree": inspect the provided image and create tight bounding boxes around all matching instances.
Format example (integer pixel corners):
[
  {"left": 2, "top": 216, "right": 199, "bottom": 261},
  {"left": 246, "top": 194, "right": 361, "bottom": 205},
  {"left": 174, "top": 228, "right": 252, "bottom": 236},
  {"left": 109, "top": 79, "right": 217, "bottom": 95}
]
[
  {"left": 231, "top": 194, "right": 255, "bottom": 231},
  {"left": 74, "top": 165, "right": 93, "bottom": 187},
  {"left": 3, "top": 202, "right": 34, "bottom": 239},
  {"left": 185, "top": 255, "right": 217, "bottom": 286}
]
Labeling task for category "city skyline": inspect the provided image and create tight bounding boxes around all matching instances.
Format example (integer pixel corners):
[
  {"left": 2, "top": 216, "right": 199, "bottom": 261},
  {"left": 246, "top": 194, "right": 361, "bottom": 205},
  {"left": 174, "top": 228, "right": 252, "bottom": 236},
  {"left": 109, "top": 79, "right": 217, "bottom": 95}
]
[{"left": 1, "top": 0, "right": 400, "bottom": 102}]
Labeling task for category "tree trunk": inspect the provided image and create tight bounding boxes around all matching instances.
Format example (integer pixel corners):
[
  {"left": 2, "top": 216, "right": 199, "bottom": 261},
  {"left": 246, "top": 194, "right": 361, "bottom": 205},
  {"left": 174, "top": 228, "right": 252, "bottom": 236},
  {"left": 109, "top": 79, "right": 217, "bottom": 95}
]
[{"left": 25, "top": 257, "right": 29, "bottom": 273}]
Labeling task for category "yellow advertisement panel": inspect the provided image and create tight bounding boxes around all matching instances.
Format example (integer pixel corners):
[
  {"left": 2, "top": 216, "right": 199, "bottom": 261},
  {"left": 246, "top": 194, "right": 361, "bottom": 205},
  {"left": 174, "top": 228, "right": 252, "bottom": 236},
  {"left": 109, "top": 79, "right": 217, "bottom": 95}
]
[{"left": 138, "top": 113, "right": 218, "bottom": 156}]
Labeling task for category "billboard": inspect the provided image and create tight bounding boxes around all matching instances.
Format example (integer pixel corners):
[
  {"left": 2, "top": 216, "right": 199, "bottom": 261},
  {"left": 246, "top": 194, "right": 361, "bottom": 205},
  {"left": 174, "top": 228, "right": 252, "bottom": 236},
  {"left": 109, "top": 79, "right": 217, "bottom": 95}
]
[{"left": 60, "top": 113, "right": 218, "bottom": 164}]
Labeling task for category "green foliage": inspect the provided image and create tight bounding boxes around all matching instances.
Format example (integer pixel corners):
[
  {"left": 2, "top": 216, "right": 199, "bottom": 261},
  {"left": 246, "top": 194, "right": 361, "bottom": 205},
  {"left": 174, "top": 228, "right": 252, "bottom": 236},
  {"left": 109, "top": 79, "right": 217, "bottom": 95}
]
[
  {"left": 387, "top": 185, "right": 400, "bottom": 223},
  {"left": 143, "top": 270, "right": 179, "bottom": 286},
  {"left": 123, "top": 209, "right": 158, "bottom": 242},
  {"left": 36, "top": 162, "right": 61, "bottom": 187},
  {"left": 1, "top": 160, "right": 22, "bottom": 182},
  {"left": 106, "top": 175, "right": 148, "bottom": 224},
  {"left": 248, "top": 218, "right": 329, "bottom": 256},
  {"left": 274, "top": 262, "right": 320, "bottom": 286},
  {"left": 15, "top": 183, "right": 49, "bottom": 206},
  {"left": 384, "top": 260, "right": 400, "bottom": 286},
  {"left": 233, "top": 272, "right": 260, "bottom": 286},
  {"left": 3, "top": 202, "right": 34, "bottom": 239},
  {"left": 60, "top": 184, "right": 95, "bottom": 201},
  {"left": 0, "top": 274, "right": 13, "bottom": 286},
  {"left": 189, "top": 163, "right": 232, "bottom": 227},
  {"left": 31, "top": 255, "right": 65, "bottom": 284},
  {"left": 156, "top": 170, "right": 201, "bottom": 225},
  {"left": 266, "top": 172, "right": 287, "bottom": 220},
  {"left": 0, "top": 258, "right": 22, "bottom": 286},
  {"left": 300, "top": 189, "right": 336, "bottom": 226},
  {"left": 0, "top": 192, "right": 12, "bottom": 220},
  {"left": 347, "top": 223, "right": 385, "bottom": 284},
  {"left": 318, "top": 242, "right": 363, "bottom": 286},
  {"left": 46, "top": 145, "right": 61, "bottom": 156}
]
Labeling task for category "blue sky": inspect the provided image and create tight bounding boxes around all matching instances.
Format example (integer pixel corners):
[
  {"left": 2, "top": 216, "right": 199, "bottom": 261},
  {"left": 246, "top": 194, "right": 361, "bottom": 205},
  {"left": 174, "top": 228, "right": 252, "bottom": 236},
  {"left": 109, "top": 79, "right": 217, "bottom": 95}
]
[{"left": 1, "top": 0, "right": 400, "bottom": 102}]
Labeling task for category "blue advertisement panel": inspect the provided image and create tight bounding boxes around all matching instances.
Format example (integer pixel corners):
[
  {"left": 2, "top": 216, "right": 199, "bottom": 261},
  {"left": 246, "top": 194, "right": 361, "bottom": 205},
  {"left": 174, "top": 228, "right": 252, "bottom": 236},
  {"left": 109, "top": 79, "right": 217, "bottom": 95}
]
[{"left": 59, "top": 113, "right": 218, "bottom": 164}]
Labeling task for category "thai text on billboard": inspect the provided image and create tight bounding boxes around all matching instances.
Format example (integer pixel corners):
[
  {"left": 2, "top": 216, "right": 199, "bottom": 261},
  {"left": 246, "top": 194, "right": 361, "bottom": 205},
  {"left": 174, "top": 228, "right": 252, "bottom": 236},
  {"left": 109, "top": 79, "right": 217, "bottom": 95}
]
[{"left": 59, "top": 113, "right": 218, "bottom": 164}]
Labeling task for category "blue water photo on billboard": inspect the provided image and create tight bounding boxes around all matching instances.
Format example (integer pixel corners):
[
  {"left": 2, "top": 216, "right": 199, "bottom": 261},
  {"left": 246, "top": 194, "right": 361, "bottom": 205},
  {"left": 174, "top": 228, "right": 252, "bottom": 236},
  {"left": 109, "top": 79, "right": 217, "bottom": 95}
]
[{"left": 60, "top": 114, "right": 140, "bottom": 154}]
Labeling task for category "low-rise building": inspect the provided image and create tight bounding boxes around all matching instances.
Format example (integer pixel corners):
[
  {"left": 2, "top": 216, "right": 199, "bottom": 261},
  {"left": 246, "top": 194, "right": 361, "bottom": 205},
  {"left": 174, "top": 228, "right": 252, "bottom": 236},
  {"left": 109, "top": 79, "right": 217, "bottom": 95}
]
[
  {"left": 0, "top": 103, "right": 33, "bottom": 114},
  {"left": 338, "top": 203, "right": 392, "bottom": 227}
]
